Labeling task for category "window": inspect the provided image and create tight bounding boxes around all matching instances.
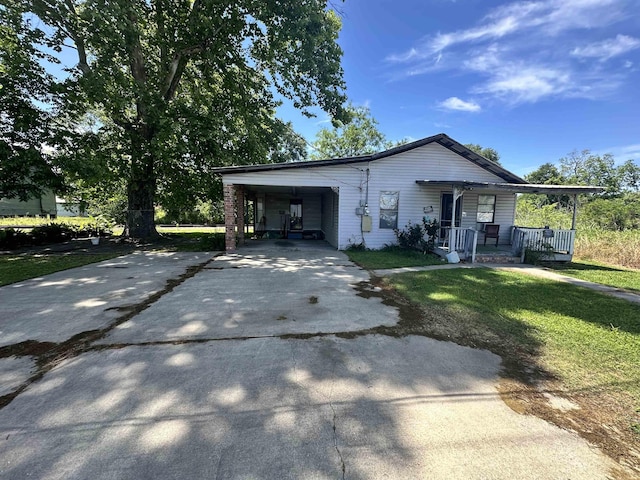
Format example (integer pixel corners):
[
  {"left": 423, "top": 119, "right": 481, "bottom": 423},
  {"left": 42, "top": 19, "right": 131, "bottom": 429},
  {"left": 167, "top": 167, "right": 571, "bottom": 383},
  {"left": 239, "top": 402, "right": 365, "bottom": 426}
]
[
  {"left": 476, "top": 195, "right": 496, "bottom": 223},
  {"left": 379, "top": 191, "right": 399, "bottom": 229}
]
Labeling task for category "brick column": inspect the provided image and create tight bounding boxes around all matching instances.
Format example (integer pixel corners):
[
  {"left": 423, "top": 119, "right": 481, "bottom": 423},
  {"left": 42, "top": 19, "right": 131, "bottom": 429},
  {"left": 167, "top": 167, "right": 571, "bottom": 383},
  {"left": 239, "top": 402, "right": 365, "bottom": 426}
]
[
  {"left": 223, "top": 184, "right": 236, "bottom": 252},
  {"left": 236, "top": 185, "right": 245, "bottom": 246}
]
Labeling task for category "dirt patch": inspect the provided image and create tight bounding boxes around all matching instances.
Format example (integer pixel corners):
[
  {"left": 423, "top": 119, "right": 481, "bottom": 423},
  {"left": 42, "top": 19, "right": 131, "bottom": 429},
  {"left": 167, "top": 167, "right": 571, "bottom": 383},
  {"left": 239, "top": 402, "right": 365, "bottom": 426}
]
[{"left": 0, "top": 340, "right": 57, "bottom": 359}]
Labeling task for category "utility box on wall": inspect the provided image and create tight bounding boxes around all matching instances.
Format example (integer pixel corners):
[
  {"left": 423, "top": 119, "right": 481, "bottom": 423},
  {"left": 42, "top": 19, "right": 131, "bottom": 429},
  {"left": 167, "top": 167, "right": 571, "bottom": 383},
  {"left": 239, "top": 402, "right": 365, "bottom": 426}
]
[{"left": 361, "top": 215, "right": 372, "bottom": 232}]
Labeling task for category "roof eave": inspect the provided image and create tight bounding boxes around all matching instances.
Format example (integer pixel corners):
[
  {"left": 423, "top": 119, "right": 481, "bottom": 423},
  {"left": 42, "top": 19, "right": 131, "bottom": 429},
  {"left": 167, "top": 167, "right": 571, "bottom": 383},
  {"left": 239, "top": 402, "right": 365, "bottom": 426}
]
[{"left": 415, "top": 180, "right": 604, "bottom": 194}]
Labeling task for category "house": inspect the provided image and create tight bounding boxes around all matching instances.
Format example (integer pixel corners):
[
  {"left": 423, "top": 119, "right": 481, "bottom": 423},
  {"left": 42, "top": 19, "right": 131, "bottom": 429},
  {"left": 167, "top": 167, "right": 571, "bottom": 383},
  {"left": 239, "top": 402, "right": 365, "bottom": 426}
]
[
  {"left": 0, "top": 191, "right": 57, "bottom": 218},
  {"left": 212, "top": 133, "right": 602, "bottom": 262}
]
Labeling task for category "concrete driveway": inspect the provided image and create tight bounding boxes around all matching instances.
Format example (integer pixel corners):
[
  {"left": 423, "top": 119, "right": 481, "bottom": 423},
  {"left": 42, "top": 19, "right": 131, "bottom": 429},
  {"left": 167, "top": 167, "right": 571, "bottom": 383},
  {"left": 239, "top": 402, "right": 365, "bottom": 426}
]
[{"left": 0, "top": 241, "right": 619, "bottom": 479}]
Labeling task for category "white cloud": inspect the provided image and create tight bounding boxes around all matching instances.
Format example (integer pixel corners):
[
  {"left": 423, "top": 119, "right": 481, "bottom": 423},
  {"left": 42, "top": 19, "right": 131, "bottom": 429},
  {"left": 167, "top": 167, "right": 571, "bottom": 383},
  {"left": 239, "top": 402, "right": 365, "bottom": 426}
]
[
  {"left": 571, "top": 34, "right": 640, "bottom": 61},
  {"left": 596, "top": 144, "right": 640, "bottom": 164},
  {"left": 438, "top": 97, "right": 481, "bottom": 112},
  {"left": 385, "top": 0, "right": 634, "bottom": 105}
]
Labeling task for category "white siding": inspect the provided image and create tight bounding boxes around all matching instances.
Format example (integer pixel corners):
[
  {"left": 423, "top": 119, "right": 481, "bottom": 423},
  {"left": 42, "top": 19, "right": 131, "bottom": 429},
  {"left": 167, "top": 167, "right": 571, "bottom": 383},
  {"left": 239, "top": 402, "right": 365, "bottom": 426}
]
[
  {"left": 461, "top": 191, "right": 516, "bottom": 245},
  {"left": 0, "top": 191, "right": 57, "bottom": 217},
  {"left": 223, "top": 143, "right": 516, "bottom": 249},
  {"left": 321, "top": 189, "right": 339, "bottom": 247}
]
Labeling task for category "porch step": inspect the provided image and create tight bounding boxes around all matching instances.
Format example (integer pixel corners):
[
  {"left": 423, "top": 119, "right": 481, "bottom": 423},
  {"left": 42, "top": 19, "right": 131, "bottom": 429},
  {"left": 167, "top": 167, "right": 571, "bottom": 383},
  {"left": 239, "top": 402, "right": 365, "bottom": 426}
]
[{"left": 474, "top": 254, "right": 522, "bottom": 264}]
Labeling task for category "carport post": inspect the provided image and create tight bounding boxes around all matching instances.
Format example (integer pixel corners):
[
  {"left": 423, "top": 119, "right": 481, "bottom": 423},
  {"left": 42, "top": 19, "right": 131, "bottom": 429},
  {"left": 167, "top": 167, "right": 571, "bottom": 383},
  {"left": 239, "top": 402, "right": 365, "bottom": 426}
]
[
  {"left": 236, "top": 185, "right": 245, "bottom": 246},
  {"left": 224, "top": 184, "right": 236, "bottom": 251}
]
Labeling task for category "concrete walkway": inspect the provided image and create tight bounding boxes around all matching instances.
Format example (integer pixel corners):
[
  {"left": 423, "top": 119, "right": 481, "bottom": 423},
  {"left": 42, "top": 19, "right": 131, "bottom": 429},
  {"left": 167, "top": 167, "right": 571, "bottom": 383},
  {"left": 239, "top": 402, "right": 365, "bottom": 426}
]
[
  {"left": 373, "top": 263, "right": 640, "bottom": 305},
  {"left": 0, "top": 244, "right": 623, "bottom": 479}
]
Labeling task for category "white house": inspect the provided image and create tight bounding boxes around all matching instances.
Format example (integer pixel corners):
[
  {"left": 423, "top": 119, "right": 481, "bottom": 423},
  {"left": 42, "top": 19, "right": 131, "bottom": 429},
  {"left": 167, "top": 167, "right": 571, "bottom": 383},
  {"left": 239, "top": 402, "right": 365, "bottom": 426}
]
[
  {"left": 0, "top": 191, "right": 57, "bottom": 218},
  {"left": 213, "top": 134, "right": 601, "bottom": 262}
]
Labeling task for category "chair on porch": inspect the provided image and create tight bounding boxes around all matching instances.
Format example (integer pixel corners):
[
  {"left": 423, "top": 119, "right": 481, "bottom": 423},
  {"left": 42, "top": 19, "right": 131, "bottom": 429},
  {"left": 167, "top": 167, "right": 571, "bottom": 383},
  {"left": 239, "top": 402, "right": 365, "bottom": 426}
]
[{"left": 483, "top": 224, "right": 500, "bottom": 246}]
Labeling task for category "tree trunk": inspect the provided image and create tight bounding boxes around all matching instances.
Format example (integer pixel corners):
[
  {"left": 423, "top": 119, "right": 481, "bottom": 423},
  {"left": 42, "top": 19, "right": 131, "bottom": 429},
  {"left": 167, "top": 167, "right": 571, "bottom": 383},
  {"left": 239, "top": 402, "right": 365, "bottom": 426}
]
[{"left": 123, "top": 125, "right": 158, "bottom": 239}]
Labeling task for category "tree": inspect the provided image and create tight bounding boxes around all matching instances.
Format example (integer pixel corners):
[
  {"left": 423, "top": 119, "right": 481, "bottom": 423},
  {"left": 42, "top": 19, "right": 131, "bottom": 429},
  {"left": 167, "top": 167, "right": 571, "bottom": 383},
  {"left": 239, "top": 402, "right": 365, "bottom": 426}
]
[
  {"left": 310, "top": 103, "right": 391, "bottom": 159},
  {"left": 15, "top": 0, "right": 348, "bottom": 238},
  {"left": 464, "top": 144, "right": 500, "bottom": 164},
  {"left": 559, "top": 150, "right": 621, "bottom": 197},
  {"left": 524, "top": 162, "right": 569, "bottom": 206},
  {"left": 0, "top": 3, "right": 64, "bottom": 200}
]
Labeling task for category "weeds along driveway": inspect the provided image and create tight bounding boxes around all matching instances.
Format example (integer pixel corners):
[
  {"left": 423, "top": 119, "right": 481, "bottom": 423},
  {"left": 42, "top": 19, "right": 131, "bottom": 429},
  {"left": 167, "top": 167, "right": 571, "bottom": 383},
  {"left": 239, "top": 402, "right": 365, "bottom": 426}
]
[{"left": 0, "top": 242, "right": 620, "bottom": 479}]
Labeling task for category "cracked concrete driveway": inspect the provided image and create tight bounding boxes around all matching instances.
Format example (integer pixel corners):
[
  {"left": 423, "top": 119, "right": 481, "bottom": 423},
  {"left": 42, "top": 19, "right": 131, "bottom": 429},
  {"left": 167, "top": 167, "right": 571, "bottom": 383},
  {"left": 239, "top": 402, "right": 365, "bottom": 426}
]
[{"left": 0, "top": 241, "right": 619, "bottom": 479}]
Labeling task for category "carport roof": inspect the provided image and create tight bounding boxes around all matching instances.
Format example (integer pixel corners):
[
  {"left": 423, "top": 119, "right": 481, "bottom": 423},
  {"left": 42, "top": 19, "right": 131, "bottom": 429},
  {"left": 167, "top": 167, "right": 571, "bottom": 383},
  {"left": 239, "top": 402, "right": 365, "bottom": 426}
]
[
  {"left": 210, "top": 133, "right": 526, "bottom": 184},
  {"left": 415, "top": 180, "right": 604, "bottom": 194}
]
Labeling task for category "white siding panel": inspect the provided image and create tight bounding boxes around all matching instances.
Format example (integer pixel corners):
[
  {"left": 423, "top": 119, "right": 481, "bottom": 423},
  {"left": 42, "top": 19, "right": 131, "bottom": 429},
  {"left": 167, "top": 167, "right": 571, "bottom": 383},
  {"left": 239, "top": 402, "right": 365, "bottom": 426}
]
[
  {"left": 222, "top": 143, "right": 516, "bottom": 249},
  {"left": 321, "top": 190, "right": 339, "bottom": 247}
]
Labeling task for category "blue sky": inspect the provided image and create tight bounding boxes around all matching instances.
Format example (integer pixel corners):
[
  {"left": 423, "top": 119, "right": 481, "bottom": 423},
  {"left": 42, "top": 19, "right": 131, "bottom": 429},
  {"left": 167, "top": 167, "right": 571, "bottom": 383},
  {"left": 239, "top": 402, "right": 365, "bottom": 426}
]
[{"left": 278, "top": 0, "right": 640, "bottom": 177}]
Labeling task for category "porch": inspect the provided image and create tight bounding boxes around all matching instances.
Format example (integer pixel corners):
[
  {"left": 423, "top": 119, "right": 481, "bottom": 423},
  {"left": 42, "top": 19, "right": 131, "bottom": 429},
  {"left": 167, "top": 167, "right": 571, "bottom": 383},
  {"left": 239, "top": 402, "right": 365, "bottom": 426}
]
[
  {"left": 418, "top": 180, "right": 603, "bottom": 264},
  {"left": 435, "top": 226, "right": 577, "bottom": 263}
]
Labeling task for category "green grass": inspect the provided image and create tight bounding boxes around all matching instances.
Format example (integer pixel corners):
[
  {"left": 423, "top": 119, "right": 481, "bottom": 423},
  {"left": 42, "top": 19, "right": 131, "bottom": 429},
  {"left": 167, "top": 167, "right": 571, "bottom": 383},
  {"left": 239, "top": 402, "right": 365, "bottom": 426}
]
[
  {"left": 390, "top": 268, "right": 640, "bottom": 397},
  {"left": 544, "top": 260, "right": 640, "bottom": 292},
  {"left": 346, "top": 247, "right": 444, "bottom": 270},
  {"left": 0, "top": 253, "right": 125, "bottom": 287}
]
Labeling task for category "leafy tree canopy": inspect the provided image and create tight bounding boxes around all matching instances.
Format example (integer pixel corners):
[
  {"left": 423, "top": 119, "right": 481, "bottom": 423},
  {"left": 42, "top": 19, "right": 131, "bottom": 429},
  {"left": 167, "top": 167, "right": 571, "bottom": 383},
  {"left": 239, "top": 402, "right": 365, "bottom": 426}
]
[
  {"left": 309, "top": 103, "right": 408, "bottom": 159},
  {"left": 0, "top": 3, "right": 64, "bottom": 200},
  {"left": 6, "top": 0, "right": 348, "bottom": 237},
  {"left": 464, "top": 144, "right": 501, "bottom": 164}
]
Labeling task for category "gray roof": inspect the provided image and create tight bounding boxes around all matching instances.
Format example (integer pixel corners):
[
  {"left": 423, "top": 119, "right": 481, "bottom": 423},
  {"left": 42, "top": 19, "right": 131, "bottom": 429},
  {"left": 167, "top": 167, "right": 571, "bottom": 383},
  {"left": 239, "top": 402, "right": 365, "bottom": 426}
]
[{"left": 210, "top": 133, "right": 527, "bottom": 184}]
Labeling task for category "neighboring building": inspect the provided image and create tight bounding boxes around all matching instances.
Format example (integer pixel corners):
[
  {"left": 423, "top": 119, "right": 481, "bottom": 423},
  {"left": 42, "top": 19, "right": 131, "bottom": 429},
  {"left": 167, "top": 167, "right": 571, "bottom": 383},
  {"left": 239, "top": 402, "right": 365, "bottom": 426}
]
[
  {"left": 55, "top": 197, "right": 87, "bottom": 217},
  {"left": 0, "top": 191, "right": 57, "bottom": 217},
  {"left": 213, "top": 133, "right": 601, "bottom": 262}
]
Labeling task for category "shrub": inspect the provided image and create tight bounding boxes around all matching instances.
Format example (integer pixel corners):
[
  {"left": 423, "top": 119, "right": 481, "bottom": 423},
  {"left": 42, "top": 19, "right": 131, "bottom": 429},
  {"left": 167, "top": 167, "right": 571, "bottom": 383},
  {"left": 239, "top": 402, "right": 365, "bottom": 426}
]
[
  {"left": 0, "top": 229, "right": 31, "bottom": 249},
  {"left": 394, "top": 218, "right": 440, "bottom": 253},
  {"left": 30, "top": 223, "right": 73, "bottom": 245}
]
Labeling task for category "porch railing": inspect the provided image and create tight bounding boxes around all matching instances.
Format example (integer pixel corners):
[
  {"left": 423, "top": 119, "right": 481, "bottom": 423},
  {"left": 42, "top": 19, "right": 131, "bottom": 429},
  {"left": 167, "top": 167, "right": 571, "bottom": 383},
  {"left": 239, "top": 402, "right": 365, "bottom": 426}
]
[
  {"left": 512, "top": 227, "right": 576, "bottom": 260},
  {"left": 444, "top": 227, "right": 478, "bottom": 262}
]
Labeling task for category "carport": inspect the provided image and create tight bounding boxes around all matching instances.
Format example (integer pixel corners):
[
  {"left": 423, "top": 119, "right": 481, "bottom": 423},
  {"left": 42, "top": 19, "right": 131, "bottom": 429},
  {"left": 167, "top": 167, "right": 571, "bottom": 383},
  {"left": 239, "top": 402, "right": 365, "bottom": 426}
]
[{"left": 222, "top": 183, "right": 340, "bottom": 252}]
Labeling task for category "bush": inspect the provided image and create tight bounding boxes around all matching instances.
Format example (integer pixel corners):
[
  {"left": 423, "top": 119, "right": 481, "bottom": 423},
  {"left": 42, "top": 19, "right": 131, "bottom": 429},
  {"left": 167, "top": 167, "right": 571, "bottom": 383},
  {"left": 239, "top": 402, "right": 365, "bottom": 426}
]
[
  {"left": 0, "top": 220, "right": 113, "bottom": 250},
  {"left": 0, "top": 229, "right": 31, "bottom": 249},
  {"left": 30, "top": 224, "right": 73, "bottom": 245},
  {"left": 394, "top": 218, "right": 440, "bottom": 253}
]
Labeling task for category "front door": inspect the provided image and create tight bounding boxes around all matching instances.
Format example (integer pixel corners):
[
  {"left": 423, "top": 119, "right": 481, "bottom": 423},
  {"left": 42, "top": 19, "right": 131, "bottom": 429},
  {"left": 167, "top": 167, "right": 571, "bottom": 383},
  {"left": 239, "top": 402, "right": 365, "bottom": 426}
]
[{"left": 440, "top": 193, "right": 462, "bottom": 239}]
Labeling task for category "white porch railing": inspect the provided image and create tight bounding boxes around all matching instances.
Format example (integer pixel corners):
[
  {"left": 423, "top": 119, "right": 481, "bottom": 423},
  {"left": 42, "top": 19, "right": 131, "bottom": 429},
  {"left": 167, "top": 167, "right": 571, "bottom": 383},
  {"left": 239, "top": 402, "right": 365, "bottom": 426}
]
[
  {"left": 444, "top": 227, "right": 478, "bottom": 262},
  {"left": 512, "top": 227, "right": 576, "bottom": 261}
]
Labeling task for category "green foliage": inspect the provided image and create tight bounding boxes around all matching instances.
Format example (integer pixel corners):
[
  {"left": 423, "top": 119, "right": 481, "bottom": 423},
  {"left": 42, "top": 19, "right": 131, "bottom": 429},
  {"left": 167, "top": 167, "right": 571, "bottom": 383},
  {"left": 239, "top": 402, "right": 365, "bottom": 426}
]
[
  {"left": 310, "top": 103, "right": 392, "bottom": 159},
  {"left": 155, "top": 199, "right": 224, "bottom": 225},
  {"left": 515, "top": 196, "right": 573, "bottom": 229},
  {"left": 525, "top": 150, "right": 640, "bottom": 208},
  {"left": 0, "top": 3, "right": 65, "bottom": 200},
  {"left": 13, "top": 0, "right": 348, "bottom": 238},
  {"left": 464, "top": 143, "right": 501, "bottom": 164},
  {"left": 0, "top": 221, "right": 112, "bottom": 249},
  {"left": 394, "top": 218, "right": 439, "bottom": 253},
  {"left": 579, "top": 195, "right": 640, "bottom": 230}
]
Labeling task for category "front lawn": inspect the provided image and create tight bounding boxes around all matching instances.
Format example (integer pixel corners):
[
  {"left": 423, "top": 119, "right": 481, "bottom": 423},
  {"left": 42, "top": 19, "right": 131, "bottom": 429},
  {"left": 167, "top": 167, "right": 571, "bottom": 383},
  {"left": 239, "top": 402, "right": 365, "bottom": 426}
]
[
  {"left": 0, "top": 253, "right": 125, "bottom": 287},
  {"left": 391, "top": 268, "right": 640, "bottom": 395},
  {"left": 346, "top": 247, "right": 444, "bottom": 270},
  {"left": 544, "top": 260, "right": 640, "bottom": 293},
  {"left": 386, "top": 267, "right": 640, "bottom": 470}
]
